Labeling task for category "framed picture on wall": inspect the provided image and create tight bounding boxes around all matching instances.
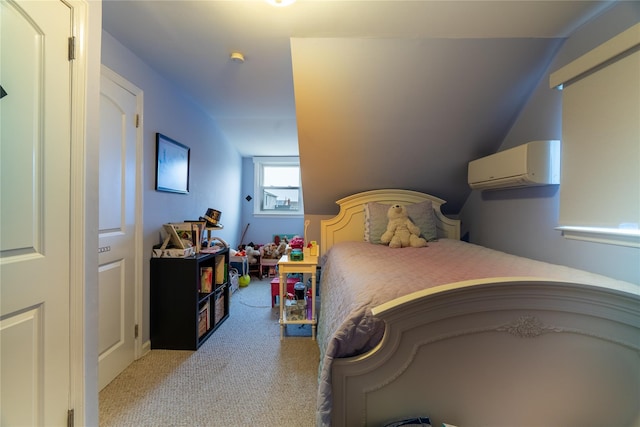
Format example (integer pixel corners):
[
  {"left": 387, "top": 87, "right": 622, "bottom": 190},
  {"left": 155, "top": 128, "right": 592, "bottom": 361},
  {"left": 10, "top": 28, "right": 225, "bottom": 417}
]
[{"left": 155, "top": 133, "right": 190, "bottom": 194}]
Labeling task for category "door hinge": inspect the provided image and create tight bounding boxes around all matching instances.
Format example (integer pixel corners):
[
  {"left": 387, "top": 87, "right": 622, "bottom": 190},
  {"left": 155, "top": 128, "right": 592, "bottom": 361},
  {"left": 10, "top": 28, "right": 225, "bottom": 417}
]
[
  {"left": 68, "top": 37, "right": 76, "bottom": 61},
  {"left": 67, "top": 409, "right": 74, "bottom": 427},
  {"left": 134, "top": 324, "right": 139, "bottom": 339},
  {"left": 135, "top": 114, "right": 140, "bottom": 128}
]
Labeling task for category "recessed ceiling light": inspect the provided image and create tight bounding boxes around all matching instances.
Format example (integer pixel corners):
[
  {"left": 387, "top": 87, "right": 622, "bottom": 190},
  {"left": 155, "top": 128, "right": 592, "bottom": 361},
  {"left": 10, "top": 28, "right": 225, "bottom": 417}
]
[
  {"left": 230, "top": 52, "right": 245, "bottom": 63},
  {"left": 265, "top": 0, "right": 296, "bottom": 7}
]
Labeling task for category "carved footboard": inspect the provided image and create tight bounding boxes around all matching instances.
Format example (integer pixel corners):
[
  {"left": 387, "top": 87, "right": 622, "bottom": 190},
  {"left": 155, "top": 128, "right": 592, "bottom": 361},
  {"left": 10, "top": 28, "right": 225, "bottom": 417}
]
[{"left": 330, "top": 278, "right": 640, "bottom": 427}]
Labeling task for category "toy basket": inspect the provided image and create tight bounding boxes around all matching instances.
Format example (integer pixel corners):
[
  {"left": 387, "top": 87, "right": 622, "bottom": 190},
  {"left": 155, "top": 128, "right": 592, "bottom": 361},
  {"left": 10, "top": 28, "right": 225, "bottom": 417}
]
[{"left": 229, "top": 268, "right": 239, "bottom": 293}]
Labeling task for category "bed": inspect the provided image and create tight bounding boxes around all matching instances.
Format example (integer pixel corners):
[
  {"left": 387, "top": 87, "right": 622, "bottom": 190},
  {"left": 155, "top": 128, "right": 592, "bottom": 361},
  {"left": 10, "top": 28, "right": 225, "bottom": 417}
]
[{"left": 316, "top": 189, "right": 640, "bottom": 427}]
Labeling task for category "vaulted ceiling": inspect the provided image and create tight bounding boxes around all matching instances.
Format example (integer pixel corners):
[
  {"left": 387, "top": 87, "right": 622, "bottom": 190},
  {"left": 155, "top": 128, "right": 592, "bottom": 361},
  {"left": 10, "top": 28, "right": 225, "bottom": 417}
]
[{"left": 102, "top": 0, "right": 614, "bottom": 214}]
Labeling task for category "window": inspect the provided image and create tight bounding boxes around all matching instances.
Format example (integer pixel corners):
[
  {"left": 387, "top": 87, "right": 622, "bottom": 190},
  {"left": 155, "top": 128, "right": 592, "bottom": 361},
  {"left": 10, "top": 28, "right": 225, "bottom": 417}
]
[
  {"left": 549, "top": 23, "right": 639, "bottom": 247},
  {"left": 253, "top": 157, "right": 304, "bottom": 216}
]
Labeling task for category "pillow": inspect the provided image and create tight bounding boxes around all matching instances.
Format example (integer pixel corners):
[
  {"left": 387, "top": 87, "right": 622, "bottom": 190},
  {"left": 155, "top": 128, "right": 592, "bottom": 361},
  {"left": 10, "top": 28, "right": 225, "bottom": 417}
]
[
  {"left": 364, "top": 200, "right": 438, "bottom": 244},
  {"left": 364, "top": 202, "right": 390, "bottom": 244},
  {"left": 406, "top": 200, "right": 438, "bottom": 242}
]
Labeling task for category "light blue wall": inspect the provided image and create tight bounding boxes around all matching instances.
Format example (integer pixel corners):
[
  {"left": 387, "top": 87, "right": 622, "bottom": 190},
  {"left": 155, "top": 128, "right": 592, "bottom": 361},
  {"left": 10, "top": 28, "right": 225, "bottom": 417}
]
[
  {"left": 101, "top": 31, "right": 243, "bottom": 342},
  {"left": 460, "top": 2, "right": 640, "bottom": 284},
  {"left": 239, "top": 157, "right": 305, "bottom": 245}
]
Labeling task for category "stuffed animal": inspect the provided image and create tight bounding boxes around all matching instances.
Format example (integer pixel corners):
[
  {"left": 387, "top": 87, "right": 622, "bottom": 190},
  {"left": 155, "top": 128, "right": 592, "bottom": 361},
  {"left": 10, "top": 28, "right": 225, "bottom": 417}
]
[
  {"left": 260, "top": 243, "right": 272, "bottom": 259},
  {"left": 245, "top": 244, "right": 260, "bottom": 264},
  {"left": 275, "top": 241, "right": 288, "bottom": 258},
  {"left": 380, "top": 204, "right": 428, "bottom": 248},
  {"left": 260, "top": 243, "right": 278, "bottom": 259}
]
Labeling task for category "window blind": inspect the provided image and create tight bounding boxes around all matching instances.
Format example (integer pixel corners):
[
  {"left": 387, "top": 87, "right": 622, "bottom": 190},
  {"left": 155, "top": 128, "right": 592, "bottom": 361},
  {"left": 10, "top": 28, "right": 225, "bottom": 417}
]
[{"left": 550, "top": 23, "right": 640, "bottom": 247}]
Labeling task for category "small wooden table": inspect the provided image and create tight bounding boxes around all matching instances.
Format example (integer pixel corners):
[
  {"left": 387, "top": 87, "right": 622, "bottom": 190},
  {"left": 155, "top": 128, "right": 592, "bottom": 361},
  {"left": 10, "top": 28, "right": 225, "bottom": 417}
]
[{"left": 277, "top": 254, "right": 319, "bottom": 339}]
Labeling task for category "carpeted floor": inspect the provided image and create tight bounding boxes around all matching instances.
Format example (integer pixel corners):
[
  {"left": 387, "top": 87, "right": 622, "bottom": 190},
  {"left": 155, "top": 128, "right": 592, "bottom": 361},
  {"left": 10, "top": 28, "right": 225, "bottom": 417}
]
[{"left": 99, "top": 277, "right": 320, "bottom": 426}]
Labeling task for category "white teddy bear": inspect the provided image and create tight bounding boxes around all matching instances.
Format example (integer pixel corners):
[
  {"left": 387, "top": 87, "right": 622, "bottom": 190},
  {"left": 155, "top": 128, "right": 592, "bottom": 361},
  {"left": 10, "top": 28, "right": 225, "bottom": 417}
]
[
  {"left": 380, "top": 204, "right": 428, "bottom": 248},
  {"left": 245, "top": 244, "right": 260, "bottom": 265}
]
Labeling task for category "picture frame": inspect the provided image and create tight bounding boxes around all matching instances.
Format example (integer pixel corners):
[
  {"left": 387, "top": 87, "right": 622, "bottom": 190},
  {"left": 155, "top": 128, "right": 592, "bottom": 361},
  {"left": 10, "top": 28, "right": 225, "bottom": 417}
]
[
  {"left": 163, "top": 223, "right": 195, "bottom": 250},
  {"left": 155, "top": 133, "right": 190, "bottom": 194}
]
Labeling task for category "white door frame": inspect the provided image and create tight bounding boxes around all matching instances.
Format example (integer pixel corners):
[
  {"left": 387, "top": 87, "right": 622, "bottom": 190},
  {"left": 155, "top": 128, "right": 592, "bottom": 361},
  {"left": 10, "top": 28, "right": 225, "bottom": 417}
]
[
  {"left": 101, "top": 64, "right": 146, "bottom": 360},
  {"left": 67, "top": 0, "right": 101, "bottom": 424},
  {"left": 68, "top": 0, "right": 88, "bottom": 424}
]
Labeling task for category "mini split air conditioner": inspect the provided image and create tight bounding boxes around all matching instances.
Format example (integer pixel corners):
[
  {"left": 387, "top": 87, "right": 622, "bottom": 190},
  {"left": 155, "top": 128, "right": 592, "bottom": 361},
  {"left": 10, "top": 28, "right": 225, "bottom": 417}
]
[{"left": 468, "top": 140, "right": 560, "bottom": 190}]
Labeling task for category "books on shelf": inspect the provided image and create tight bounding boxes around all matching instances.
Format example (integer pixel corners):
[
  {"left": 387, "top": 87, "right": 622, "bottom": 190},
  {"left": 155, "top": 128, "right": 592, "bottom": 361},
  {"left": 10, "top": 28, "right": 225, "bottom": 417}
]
[
  {"left": 184, "top": 220, "right": 206, "bottom": 253},
  {"left": 200, "top": 266, "right": 213, "bottom": 293}
]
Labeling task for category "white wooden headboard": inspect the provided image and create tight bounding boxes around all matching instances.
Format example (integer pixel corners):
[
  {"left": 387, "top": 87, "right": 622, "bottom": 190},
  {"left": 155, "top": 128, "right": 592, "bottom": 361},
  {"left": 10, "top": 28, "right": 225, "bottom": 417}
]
[{"left": 320, "top": 189, "right": 460, "bottom": 257}]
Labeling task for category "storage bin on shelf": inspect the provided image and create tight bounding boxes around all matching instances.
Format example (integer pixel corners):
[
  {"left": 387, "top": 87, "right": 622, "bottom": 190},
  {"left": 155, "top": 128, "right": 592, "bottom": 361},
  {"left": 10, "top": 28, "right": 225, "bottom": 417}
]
[
  {"left": 284, "top": 293, "right": 306, "bottom": 321},
  {"left": 214, "top": 289, "right": 225, "bottom": 324}
]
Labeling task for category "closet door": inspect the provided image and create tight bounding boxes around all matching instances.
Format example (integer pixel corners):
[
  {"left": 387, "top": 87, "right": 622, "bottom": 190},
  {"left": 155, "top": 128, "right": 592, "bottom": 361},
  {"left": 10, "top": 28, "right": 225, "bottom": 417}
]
[{"left": 0, "top": 1, "right": 73, "bottom": 424}]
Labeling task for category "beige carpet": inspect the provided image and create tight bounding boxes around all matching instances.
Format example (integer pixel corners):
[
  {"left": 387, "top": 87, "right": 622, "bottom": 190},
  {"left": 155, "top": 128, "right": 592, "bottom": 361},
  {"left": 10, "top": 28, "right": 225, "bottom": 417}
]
[{"left": 99, "top": 277, "right": 320, "bottom": 426}]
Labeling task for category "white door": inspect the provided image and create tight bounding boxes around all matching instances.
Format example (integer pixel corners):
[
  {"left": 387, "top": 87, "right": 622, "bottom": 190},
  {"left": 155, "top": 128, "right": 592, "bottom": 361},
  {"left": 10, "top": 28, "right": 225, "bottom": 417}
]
[
  {"left": 98, "top": 69, "right": 140, "bottom": 390},
  {"left": 0, "top": 0, "right": 72, "bottom": 425}
]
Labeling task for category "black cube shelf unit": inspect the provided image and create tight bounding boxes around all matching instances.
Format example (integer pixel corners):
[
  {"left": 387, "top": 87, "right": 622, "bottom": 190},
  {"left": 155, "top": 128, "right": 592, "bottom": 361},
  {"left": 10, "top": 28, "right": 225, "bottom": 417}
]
[{"left": 151, "top": 248, "right": 230, "bottom": 350}]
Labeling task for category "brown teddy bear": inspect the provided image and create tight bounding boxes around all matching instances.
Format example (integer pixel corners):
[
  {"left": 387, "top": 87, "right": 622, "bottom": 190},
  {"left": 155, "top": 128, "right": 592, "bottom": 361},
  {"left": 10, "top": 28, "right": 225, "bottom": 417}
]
[
  {"left": 380, "top": 204, "right": 428, "bottom": 248},
  {"left": 275, "top": 241, "right": 288, "bottom": 258},
  {"left": 260, "top": 243, "right": 278, "bottom": 259}
]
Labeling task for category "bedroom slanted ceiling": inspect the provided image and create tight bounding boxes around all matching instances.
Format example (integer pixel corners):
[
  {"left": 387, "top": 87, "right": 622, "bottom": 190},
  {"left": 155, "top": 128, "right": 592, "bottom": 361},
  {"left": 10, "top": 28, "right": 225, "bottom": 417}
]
[
  {"left": 291, "top": 37, "right": 564, "bottom": 214},
  {"left": 102, "top": 0, "right": 616, "bottom": 215}
]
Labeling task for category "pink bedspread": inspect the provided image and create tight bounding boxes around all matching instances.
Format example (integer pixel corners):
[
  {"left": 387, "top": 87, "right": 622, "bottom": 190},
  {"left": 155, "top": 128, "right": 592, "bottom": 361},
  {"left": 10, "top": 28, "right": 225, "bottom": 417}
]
[{"left": 316, "top": 239, "right": 635, "bottom": 426}]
